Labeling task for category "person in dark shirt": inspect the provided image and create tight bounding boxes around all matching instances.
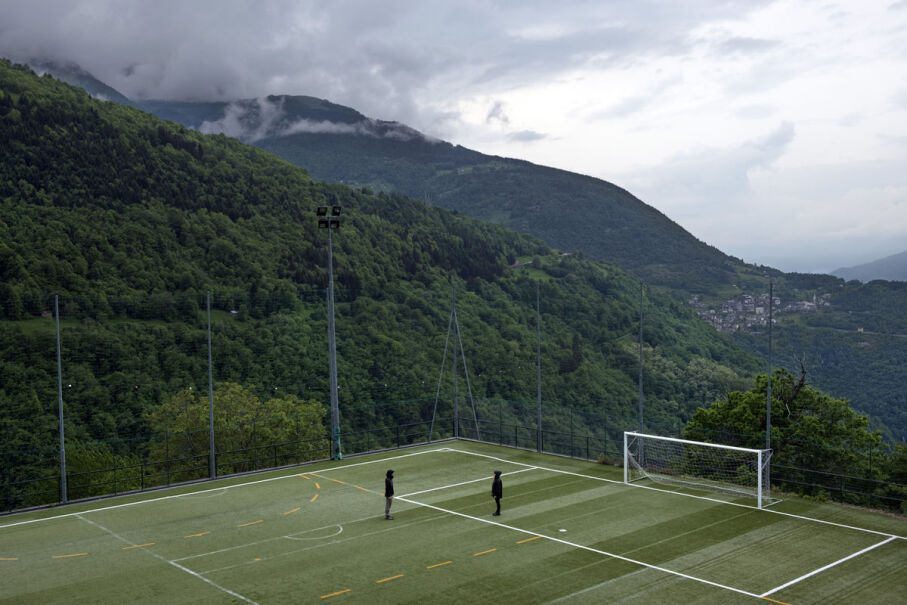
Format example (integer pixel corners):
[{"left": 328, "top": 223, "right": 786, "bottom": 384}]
[
  {"left": 491, "top": 470, "right": 502, "bottom": 516},
  {"left": 384, "top": 469, "right": 395, "bottom": 520}
]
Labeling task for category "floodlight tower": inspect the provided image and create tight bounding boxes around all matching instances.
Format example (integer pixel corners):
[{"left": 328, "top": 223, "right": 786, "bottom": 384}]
[{"left": 317, "top": 205, "right": 342, "bottom": 460}]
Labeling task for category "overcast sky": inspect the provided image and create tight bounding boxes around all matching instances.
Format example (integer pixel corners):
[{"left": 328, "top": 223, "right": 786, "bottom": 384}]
[{"left": 2, "top": 0, "right": 906, "bottom": 273}]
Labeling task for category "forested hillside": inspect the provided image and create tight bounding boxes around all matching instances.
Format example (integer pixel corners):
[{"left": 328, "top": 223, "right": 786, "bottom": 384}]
[
  {"left": 1, "top": 60, "right": 765, "bottom": 507},
  {"left": 30, "top": 62, "right": 907, "bottom": 441}
]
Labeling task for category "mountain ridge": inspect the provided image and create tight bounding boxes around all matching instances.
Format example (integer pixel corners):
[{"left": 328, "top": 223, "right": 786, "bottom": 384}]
[
  {"left": 832, "top": 249, "right": 907, "bottom": 283},
  {"left": 14, "top": 59, "right": 907, "bottom": 441}
]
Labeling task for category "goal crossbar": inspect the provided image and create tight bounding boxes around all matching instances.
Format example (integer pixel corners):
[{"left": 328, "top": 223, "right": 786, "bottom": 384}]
[{"left": 624, "top": 431, "right": 775, "bottom": 509}]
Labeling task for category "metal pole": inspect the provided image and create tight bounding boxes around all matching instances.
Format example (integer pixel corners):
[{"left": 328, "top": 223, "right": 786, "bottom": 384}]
[
  {"left": 207, "top": 292, "right": 215, "bottom": 479},
  {"left": 536, "top": 282, "right": 542, "bottom": 453},
  {"left": 766, "top": 279, "right": 773, "bottom": 491},
  {"left": 54, "top": 295, "right": 67, "bottom": 503},
  {"left": 452, "top": 288, "right": 459, "bottom": 440},
  {"left": 327, "top": 227, "right": 341, "bottom": 459},
  {"left": 638, "top": 282, "right": 644, "bottom": 433},
  {"left": 429, "top": 297, "right": 455, "bottom": 441},
  {"left": 452, "top": 302, "right": 480, "bottom": 440}
]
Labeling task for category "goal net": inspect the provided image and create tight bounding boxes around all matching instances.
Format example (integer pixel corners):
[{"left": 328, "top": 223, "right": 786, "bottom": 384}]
[{"left": 624, "top": 432, "right": 776, "bottom": 508}]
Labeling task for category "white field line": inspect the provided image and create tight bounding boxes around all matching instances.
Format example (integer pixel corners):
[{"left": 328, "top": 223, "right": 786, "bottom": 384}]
[
  {"left": 444, "top": 448, "right": 905, "bottom": 540},
  {"left": 759, "top": 536, "right": 898, "bottom": 598},
  {"left": 171, "top": 523, "right": 346, "bottom": 563},
  {"left": 0, "top": 447, "right": 448, "bottom": 530},
  {"left": 544, "top": 569, "right": 649, "bottom": 604},
  {"left": 75, "top": 514, "right": 257, "bottom": 605},
  {"left": 195, "top": 513, "right": 448, "bottom": 576},
  {"left": 399, "top": 466, "right": 537, "bottom": 498},
  {"left": 394, "top": 494, "right": 762, "bottom": 600},
  {"left": 172, "top": 498, "right": 399, "bottom": 564}
]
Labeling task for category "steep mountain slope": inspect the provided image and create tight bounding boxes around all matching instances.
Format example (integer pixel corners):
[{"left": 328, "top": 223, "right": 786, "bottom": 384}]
[
  {"left": 1, "top": 60, "right": 765, "bottom": 490},
  {"left": 832, "top": 249, "right": 907, "bottom": 283},
  {"left": 18, "top": 61, "right": 907, "bottom": 441}
]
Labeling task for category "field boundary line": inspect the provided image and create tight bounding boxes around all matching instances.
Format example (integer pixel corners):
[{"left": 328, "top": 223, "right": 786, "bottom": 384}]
[
  {"left": 0, "top": 448, "right": 448, "bottom": 530},
  {"left": 445, "top": 448, "right": 905, "bottom": 540},
  {"left": 759, "top": 536, "right": 898, "bottom": 598},
  {"left": 400, "top": 466, "right": 536, "bottom": 498},
  {"left": 395, "top": 494, "right": 762, "bottom": 600},
  {"left": 75, "top": 514, "right": 257, "bottom": 604}
]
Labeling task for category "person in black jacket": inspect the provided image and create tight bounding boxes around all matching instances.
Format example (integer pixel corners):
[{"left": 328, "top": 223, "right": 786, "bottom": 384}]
[
  {"left": 491, "top": 470, "right": 502, "bottom": 516},
  {"left": 384, "top": 469, "right": 395, "bottom": 520}
]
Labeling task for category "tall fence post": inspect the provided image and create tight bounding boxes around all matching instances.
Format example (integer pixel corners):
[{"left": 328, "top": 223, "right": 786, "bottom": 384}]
[
  {"left": 207, "top": 292, "right": 216, "bottom": 479},
  {"left": 498, "top": 400, "right": 503, "bottom": 445},
  {"left": 54, "top": 295, "right": 68, "bottom": 504},
  {"left": 570, "top": 408, "right": 574, "bottom": 457}
]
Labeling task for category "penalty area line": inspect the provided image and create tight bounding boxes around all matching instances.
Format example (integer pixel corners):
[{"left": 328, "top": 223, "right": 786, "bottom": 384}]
[
  {"left": 399, "top": 466, "right": 537, "bottom": 498},
  {"left": 760, "top": 536, "right": 898, "bottom": 598},
  {"left": 395, "top": 496, "right": 761, "bottom": 600},
  {"left": 443, "top": 448, "right": 904, "bottom": 540},
  {"left": 75, "top": 514, "right": 258, "bottom": 605}
]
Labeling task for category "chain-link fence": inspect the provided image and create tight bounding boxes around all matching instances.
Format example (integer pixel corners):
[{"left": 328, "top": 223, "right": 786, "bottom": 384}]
[{"left": 2, "top": 288, "right": 905, "bottom": 514}]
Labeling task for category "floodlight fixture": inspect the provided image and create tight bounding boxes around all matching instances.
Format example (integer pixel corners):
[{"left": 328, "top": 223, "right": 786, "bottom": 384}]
[{"left": 314, "top": 205, "right": 342, "bottom": 460}]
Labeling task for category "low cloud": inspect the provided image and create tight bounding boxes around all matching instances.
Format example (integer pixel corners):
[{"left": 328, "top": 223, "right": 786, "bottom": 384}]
[
  {"left": 486, "top": 101, "right": 510, "bottom": 125},
  {"left": 198, "top": 96, "right": 431, "bottom": 143},
  {"left": 715, "top": 36, "right": 779, "bottom": 55},
  {"left": 507, "top": 130, "right": 547, "bottom": 142},
  {"left": 625, "top": 121, "right": 796, "bottom": 212}
]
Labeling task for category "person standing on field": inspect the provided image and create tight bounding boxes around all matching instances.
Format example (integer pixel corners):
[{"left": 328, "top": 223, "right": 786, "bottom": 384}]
[
  {"left": 491, "top": 470, "right": 502, "bottom": 516},
  {"left": 384, "top": 469, "right": 395, "bottom": 520}
]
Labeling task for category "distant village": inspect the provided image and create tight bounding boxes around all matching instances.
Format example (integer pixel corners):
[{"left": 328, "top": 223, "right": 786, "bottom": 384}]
[{"left": 687, "top": 291, "right": 832, "bottom": 333}]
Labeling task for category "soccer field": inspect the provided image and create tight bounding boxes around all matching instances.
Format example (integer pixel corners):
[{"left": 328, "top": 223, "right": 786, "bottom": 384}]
[{"left": 1, "top": 441, "right": 904, "bottom": 604}]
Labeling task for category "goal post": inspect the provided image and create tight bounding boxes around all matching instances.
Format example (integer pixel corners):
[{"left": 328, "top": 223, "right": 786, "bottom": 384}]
[{"left": 624, "top": 431, "right": 775, "bottom": 509}]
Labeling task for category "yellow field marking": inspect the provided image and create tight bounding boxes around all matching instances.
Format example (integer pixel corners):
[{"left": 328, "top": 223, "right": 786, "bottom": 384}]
[
  {"left": 254, "top": 557, "right": 261, "bottom": 561},
  {"left": 427, "top": 561, "right": 452, "bottom": 569},
  {"left": 517, "top": 536, "right": 542, "bottom": 544},
  {"left": 184, "top": 531, "right": 211, "bottom": 539},
  {"left": 473, "top": 548, "right": 497, "bottom": 557},
  {"left": 315, "top": 482, "right": 321, "bottom": 490},
  {"left": 284, "top": 507, "right": 301, "bottom": 515},
  {"left": 353, "top": 485, "right": 370, "bottom": 492},
  {"left": 121, "top": 543, "right": 155, "bottom": 550},
  {"left": 762, "top": 598, "right": 792, "bottom": 605},
  {"left": 320, "top": 589, "right": 350, "bottom": 599},
  {"left": 310, "top": 493, "right": 319, "bottom": 503},
  {"left": 376, "top": 574, "right": 404, "bottom": 584},
  {"left": 330, "top": 478, "right": 345, "bottom": 485},
  {"left": 52, "top": 553, "right": 88, "bottom": 559},
  {"left": 1, "top": 557, "right": 19, "bottom": 561},
  {"left": 310, "top": 473, "right": 324, "bottom": 478},
  {"left": 237, "top": 520, "right": 263, "bottom": 527},
  {"left": 297, "top": 474, "right": 311, "bottom": 480}
]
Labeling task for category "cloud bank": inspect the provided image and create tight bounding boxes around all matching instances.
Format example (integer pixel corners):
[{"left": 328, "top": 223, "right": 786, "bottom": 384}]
[{"left": 1, "top": 0, "right": 905, "bottom": 272}]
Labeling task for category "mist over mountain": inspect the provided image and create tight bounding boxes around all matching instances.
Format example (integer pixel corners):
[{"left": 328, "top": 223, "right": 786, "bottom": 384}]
[
  {"left": 26, "top": 60, "right": 434, "bottom": 145},
  {"left": 832, "top": 250, "right": 907, "bottom": 283}
]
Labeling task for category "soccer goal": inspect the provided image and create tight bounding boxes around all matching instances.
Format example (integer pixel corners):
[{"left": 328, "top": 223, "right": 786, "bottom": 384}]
[{"left": 624, "top": 432, "right": 776, "bottom": 509}]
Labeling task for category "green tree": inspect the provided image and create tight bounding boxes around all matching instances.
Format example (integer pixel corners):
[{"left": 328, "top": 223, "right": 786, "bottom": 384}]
[
  {"left": 65, "top": 443, "right": 143, "bottom": 499},
  {"left": 146, "top": 383, "right": 328, "bottom": 477},
  {"left": 684, "top": 367, "right": 885, "bottom": 504}
]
